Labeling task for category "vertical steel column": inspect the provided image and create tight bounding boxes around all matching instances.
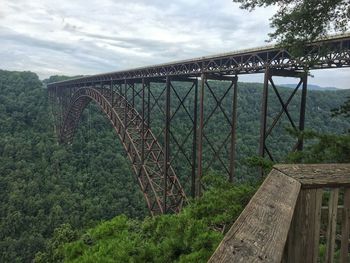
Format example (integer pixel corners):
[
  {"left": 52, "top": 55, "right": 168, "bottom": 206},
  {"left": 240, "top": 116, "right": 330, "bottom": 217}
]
[
  {"left": 69, "top": 87, "right": 72, "bottom": 102},
  {"left": 229, "top": 77, "right": 238, "bottom": 183},
  {"left": 298, "top": 73, "right": 308, "bottom": 151},
  {"left": 110, "top": 79, "right": 114, "bottom": 107},
  {"left": 53, "top": 86, "right": 58, "bottom": 137},
  {"left": 124, "top": 79, "right": 128, "bottom": 129},
  {"left": 132, "top": 83, "right": 135, "bottom": 109},
  {"left": 147, "top": 82, "right": 151, "bottom": 127},
  {"left": 59, "top": 88, "right": 64, "bottom": 134},
  {"left": 164, "top": 76, "right": 171, "bottom": 213},
  {"left": 63, "top": 87, "right": 68, "bottom": 114},
  {"left": 259, "top": 68, "right": 269, "bottom": 160},
  {"left": 196, "top": 73, "right": 206, "bottom": 197},
  {"left": 191, "top": 78, "right": 198, "bottom": 198},
  {"left": 141, "top": 79, "right": 146, "bottom": 164}
]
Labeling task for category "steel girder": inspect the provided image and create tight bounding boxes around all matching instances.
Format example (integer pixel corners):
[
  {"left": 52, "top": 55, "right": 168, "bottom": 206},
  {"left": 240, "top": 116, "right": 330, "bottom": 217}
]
[
  {"left": 48, "top": 33, "right": 350, "bottom": 88},
  {"left": 47, "top": 33, "right": 350, "bottom": 214},
  {"left": 259, "top": 69, "right": 308, "bottom": 176},
  {"left": 58, "top": 85, "right": 187, "bottom": 215}
]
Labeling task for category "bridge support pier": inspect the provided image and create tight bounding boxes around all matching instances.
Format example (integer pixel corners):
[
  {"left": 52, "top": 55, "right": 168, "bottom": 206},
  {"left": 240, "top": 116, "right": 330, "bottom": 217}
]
[
  {"left": 196, "top": 74, "right": 238, "bottom": 197},
  {"left": 162, "top": 77, "right": 199, "bottom": 202},
  {"left": 164, "top": 77, "right": 171, "bottom": 212},
  {"left": 259, "top": 68, "right": 308, "bottom": 176}
]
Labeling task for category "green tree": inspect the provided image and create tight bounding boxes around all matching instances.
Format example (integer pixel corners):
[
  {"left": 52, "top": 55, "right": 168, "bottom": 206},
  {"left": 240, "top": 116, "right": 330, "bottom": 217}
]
[
  {"left": 37, "top": 175, "right": 257, "bottom": 263},
  {"left": 332, "top": 96, "right": 350, "bottom": 118},
  {"left": 1, "top": 69, "right": 349, "bottom": 261},
  {"left": 232, "top": 0, "right": 350, "bottom": 46},
  {"left": 233, "top": 0, "right": 350, "bottom": 165}
]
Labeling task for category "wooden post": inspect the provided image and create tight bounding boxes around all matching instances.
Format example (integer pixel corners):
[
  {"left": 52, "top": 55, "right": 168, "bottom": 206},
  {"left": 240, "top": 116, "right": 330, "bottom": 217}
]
[
  {"left": 325, "top": 189, "right": 339, "bottom": 263},
  {"left": 286, "top": 188, "right": 323, "bottom": 263},
  {"left": 341, "top": 189, "right": 350, "bottom": 263}
]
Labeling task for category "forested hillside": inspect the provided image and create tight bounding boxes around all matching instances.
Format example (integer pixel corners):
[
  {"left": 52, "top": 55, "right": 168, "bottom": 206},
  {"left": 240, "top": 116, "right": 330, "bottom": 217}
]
[
  {"left": 0, "top": 69, "right": 349, "bottom": 262},
  {"left": 0, "top": 71, "right": 146, "bottom": 262}
]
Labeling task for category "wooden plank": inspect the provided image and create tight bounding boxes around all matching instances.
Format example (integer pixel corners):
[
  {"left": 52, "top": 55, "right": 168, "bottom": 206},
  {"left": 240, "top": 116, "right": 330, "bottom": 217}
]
[
  {"left": 285, "top": 190, "right": 302, "bottom": 263},
  {"left": 325, "top": 189, "right": 339, "bottom": 263},
  {"left": 273, "top": 164, "right": 350, "bottom": 188},
  {"left": 208, "top": 170, "right": 301, "bottom": 263},
  {"left": 340, "top": 188, "right": 350, "bottom": 263},
  {"left": 285, "top": 188, "right": 323, "bottom": 263},
  {"left": 313, "top": 189, "right": 323, "bottom": 263}
]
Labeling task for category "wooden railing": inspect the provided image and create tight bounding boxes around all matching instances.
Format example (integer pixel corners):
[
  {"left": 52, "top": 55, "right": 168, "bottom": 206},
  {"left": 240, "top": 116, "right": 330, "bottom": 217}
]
[{"left": 208, "top": 164, "right": 350, "bottom": 263}]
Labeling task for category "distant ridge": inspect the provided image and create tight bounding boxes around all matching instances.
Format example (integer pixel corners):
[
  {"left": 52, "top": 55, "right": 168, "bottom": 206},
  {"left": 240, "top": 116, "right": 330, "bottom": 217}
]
[{"left": 280, "top": 84, "right": 338, "bottom": 91}]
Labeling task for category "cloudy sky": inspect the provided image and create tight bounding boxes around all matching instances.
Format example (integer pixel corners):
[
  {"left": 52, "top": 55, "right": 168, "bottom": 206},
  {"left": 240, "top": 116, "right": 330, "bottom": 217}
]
[{"left": 0, "top": 0, "right": 349, "bottom": 88}]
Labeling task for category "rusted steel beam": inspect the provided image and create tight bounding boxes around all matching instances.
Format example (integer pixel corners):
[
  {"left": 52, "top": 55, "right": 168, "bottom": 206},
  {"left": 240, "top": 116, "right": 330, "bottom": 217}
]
[
  {"left": 191, "top": 78, "right": 198, "bottom": 198},
  {"left": 164, "top": 76, "right": 171, "bottom": 213},
  {"left": 48, "top": 33, "right": 350, "bottom": 88},
  {"left": 47, "top": 33, "right": 350, "bottom": 215},
  {"left": 57, "top": 85, "right": 186, "bottom": 215},
  {"left": 298, "top": 74, "right": 308, "bottom": 151},
  {"left": 259, "top": 68, "right": 308, "bottom": 175},
  {"left": 196, "top": 73, "right": 206, "bottom": 197},
  {"left": 229, "top": 77, "right": 238, "bottom": 183},
  {"left": 259, "top": 68, "right": 269, "bottom": 162}
]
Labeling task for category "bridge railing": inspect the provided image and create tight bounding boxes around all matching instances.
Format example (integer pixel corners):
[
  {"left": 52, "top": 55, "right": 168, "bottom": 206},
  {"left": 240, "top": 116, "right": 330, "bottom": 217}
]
[{"left": 208, "top": 164, "right": 350, "bottom": 263}]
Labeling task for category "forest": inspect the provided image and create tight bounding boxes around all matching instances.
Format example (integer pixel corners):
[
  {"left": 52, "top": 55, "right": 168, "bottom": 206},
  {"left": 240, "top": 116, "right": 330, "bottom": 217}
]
[{"left": 0, "top": 69, "right": 349, "bottom": 262}]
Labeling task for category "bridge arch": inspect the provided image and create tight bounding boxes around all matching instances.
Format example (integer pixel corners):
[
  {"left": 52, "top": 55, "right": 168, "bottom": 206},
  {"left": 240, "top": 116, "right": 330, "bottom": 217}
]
[{"left": 59, "top": 86, "right": 186, "bottom": 215}]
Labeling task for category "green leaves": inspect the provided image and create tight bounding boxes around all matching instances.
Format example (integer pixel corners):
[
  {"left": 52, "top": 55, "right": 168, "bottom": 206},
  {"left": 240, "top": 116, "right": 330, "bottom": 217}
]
[
  {"left": 287, "top": 131, "right": 350, "bottom": 163},
  {"left": 1, "top": 69, "right": 349, "bottom": 262},
  {"left": 232, "top": 0, "right": 350, "bottom": 48},
  {"left": 332, "top": 96, "right": 350, "bottom": 118},
  {"left": 48, "top": 176, "right": 257, "bottom": 263}
]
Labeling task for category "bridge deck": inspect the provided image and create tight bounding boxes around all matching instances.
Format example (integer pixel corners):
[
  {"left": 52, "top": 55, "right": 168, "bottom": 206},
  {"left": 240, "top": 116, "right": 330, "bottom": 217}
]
[{"left": 48, "top": 33, "right": 350, "bottom": 88}]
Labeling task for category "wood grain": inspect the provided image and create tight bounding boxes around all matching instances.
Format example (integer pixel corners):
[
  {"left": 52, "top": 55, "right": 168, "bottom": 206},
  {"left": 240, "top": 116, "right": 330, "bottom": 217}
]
[
  {"left": 340, "top": 188, "right": 350, "bottom": 263},
  {"left": 285, "top": 188, "right": 322, "bottom": 263},
  {"left": 325, "top": 189, "right": 339, "bottom": 263},
  {"left": 208, "top": 170, "right": 301, "bottom": 263},
  {"left": 273, "top": 164, "right": 350, "bottom": 188}
]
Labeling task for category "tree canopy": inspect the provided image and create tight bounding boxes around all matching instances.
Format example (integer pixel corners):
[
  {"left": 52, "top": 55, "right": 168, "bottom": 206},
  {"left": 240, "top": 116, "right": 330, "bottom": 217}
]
[
  {"left": 233, "top": 0, "right": 350, "bottom": 46},
  {"left": 0, "top": 69, "right": 349, "bottom": 261}
]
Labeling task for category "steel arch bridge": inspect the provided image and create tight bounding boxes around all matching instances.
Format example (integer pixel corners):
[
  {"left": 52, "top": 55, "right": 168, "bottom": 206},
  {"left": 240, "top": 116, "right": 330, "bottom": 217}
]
[{"left": 48, "top": 33, "right": 350, "bottom": 215}]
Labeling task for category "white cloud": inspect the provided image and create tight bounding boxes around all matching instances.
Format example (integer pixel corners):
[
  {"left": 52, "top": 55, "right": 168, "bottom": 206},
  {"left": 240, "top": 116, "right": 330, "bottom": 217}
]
[{"left": 0, "top": 0, "right": 349, "bottom": 89}]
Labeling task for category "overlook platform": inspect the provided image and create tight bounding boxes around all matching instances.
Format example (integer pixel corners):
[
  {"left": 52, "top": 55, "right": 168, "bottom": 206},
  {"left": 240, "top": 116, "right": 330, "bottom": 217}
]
[{"left": 209, "top": 164, "right": 350, "bottom": 263}]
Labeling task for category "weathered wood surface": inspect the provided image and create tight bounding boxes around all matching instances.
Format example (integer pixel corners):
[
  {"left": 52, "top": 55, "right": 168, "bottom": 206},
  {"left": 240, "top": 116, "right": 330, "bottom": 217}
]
[
  {"left": 313, "top": 189, "right": 323, "bottom": 263},
  {"left": 273, "top": 164, "right": 350, "bottom": 188},
  {"left": 208, "top": 170, "right": 301, "bottom": 263},
  {"left": 285, "top": 188, "right": 322, "bottom": 263},
  {"left": 340, "top": 188, "right": 350, "bottom": 263},
  {"left": 325, "top": 189, "right": 339, "bottom": 263}
]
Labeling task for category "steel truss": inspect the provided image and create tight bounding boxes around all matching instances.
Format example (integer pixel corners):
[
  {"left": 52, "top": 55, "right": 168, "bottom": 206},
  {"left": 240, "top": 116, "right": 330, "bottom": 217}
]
[
  {"left": 55, "top": 82, "right": 187, "bottom": 215},
  {"left": 259, "top": 69, "right": 308, "bottom": 169},
  {"left": 49, "top": 33, "right": 349, "bottom": 87},
  {"left": 47, "top": 33, "right": 350, "bottom": 214},
  {"left": 196, "top": 74, "right": 238, "bottom": 195}
]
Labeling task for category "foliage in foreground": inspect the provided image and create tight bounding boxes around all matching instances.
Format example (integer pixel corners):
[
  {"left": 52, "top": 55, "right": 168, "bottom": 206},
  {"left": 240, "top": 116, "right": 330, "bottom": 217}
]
[
  {"left": 233, "top": 0, "right": 350, "bottom": 49},
  {"left": 287, "top": 130, "right": 350, "bottom": 164},
  {"left": 35, "top": 176, "right": 258, "bottom": 263}
]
